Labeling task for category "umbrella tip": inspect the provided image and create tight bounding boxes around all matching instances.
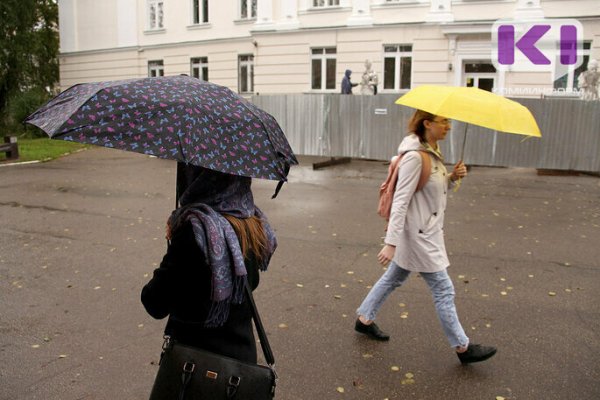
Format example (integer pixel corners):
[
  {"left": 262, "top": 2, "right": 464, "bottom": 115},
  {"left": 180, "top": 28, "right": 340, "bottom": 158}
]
[{"left": 271, "top": 180, "right": 285, "bottom": 199}]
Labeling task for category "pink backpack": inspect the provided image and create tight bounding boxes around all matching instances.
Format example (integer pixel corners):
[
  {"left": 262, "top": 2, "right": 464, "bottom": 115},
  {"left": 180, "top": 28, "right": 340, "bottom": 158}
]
[{"left": 377, "top": 150, "right": 431, "bottom": 220}]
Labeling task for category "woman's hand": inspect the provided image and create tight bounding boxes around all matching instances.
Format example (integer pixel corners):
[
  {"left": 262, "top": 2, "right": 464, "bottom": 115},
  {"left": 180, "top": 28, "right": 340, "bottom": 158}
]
[
  {"left": 377, "top": 244, "right": 396, "bottom": 265},
  {"left": 451, "top": 160, "right": 467, "bottom": 181}
]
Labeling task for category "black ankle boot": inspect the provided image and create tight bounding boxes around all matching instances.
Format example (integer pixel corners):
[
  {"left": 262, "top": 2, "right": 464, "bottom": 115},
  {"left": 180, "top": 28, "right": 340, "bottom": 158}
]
[
  {"left": 457, "top": 344, "right": 497, "bottom": 364},
  {"left": 354, "top": 319, "right": 390, "bottom": 341}
]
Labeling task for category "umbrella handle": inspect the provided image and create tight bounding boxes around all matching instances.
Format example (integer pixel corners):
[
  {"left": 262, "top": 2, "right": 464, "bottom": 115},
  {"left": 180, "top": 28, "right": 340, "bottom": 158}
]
[
  {"left": 453, "top": 124, "right": 468, "bottom": 193},
  {"left": 460, "top": 123, "right": 468, "bottom": 160},
  {"left": 453, "top": 177, "right": 462, "bottom": 192}
]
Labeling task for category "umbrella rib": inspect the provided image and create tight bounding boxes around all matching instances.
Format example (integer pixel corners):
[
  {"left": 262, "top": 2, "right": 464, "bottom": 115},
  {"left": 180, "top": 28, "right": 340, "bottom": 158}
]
[{"left": 237, "top": 100, "right": 287, "bottom": 181}]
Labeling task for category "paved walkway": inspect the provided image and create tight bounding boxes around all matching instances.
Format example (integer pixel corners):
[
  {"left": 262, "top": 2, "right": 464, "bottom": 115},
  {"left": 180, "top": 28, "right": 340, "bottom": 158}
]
[{"left": 1, "top": 148, "right": 599, "bottom": 399}]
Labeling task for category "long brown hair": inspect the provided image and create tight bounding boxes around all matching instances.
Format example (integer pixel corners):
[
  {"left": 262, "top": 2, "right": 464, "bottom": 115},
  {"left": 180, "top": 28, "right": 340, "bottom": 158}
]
[
  {"left": 223, "top": 214, "right": 268, "bottom": 262},
  {"left": 407, "top": 109, "right": 435, "bottom": 141}
]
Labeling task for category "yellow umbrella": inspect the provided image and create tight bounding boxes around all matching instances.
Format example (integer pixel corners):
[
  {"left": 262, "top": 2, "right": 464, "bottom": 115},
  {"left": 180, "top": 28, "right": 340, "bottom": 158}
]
[{"left": 395, "top": 85, "right": 541, "bottom": 137}]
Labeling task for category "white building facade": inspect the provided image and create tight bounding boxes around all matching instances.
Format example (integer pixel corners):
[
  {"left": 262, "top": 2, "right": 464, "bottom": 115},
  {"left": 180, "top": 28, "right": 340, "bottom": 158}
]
[{"left": 58, "top": 0, "right": 600, "bottom": 97}]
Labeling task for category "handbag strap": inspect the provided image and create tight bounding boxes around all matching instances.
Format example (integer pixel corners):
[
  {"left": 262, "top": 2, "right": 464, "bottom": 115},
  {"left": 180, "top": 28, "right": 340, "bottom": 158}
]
[{"left": 244, "top": 281, "right": 275, "bottom": 366}]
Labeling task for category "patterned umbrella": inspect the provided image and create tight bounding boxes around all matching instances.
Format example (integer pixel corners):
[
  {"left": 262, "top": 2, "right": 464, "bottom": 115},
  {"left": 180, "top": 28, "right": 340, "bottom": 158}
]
[{"left": 25, "top": 75, "right": 297, "bottom": 183}]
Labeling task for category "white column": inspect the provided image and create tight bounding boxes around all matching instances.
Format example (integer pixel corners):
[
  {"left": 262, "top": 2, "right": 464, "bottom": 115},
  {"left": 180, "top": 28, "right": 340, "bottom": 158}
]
[
  {"left": 255, "top": 0, "right": 275, "bottom": 30},
  {"left": 514, "top": 0, "right": 544, "bottom": 19},
  {"left": 278, "top": 0, "right": 300, "bottom": 30},
  {"left": 117, "top": 0, "right": 138, "bottom": 47},
  {"left": 58, "top": 0, "right": 77, "bottom": 52},
  {"left": 347, "top": 0, "right": 373, "bottom": 26},
  {"left": 426, "top": 0, "right": 453, "bottom": 23}
]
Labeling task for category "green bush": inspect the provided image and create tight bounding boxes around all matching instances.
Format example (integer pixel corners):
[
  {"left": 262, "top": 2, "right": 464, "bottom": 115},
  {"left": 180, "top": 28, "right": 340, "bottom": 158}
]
[{"left": 6, "top": 88, "right": 52, "bottom": 138}]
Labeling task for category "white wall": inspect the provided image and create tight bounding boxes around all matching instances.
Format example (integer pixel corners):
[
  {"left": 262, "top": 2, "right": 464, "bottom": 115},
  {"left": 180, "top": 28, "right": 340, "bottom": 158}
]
[{"left": 58, "top": 0, "right": 600, "bottom": 96}]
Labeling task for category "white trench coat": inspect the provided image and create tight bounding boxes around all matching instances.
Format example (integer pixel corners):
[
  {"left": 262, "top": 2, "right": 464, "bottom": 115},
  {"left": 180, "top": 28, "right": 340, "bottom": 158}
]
[{"left": 385, "top": 134, "right": 456, "bottom": 273}]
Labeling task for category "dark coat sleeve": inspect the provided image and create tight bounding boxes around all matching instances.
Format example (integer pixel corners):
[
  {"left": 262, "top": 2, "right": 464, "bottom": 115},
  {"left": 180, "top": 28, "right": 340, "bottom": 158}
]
[
  {"left": 141, "top": 221, "right": 260, "bottom": 322},
  {"left": 141, "top": 224, "right": 210, "bottom": 319},
  {"left": 140, "top": 220, "right": 262, "bottom": 363}
]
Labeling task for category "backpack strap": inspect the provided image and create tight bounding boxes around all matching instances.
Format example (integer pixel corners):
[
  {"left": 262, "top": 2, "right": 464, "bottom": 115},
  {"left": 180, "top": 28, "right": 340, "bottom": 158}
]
[
  {"left": 377, "top": 150, "right": 432, "bottom": 222},
  {"left": 415, "top": 150, "right": 431, "bottom": 191}
]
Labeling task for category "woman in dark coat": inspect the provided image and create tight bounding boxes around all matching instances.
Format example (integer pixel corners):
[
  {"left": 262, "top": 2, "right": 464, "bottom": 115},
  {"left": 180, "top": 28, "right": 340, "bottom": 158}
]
[{"left": 141, "top": 165, "right": 277, "bottom": 363}]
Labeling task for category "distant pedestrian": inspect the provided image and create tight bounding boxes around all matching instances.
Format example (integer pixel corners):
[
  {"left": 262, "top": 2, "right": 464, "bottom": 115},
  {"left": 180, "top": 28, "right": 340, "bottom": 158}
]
[
  {"left": 341, "top": 69, "right": 358, "bottom": 94},
  {"left": 354, "top": 109, "right": 497, "bottom": 364}
]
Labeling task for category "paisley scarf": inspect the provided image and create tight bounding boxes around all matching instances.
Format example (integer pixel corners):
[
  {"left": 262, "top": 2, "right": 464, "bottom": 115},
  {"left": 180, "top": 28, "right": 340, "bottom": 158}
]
[{"left": 168, "top": 165, "right": 277, "bottom": 327}]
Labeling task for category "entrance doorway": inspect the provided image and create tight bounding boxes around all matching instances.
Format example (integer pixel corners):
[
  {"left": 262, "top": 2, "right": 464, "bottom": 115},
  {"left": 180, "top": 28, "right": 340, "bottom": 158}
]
[{"left": 463, "top": 62, "right": 497, "bottom": 92}]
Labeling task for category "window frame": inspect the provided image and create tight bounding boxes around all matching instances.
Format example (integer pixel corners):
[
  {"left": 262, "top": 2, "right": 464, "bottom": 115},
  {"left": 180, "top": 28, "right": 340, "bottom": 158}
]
[
  {"left": 191, "top": 57, "right": 209, "bottom": 81},
  {"left": 191, "top": 0, "right": 209, "bottom": 25},
  {"left": 553, "top": 41, "right": 592, "bottom": 92},
  {"left": 312, "top": 0, "right": 340, "bottom": 7},
  {"left": 383, "top": 44, "right": 413, "bottom": 91},
  {"left": 148, "top": 60, "right": 165, "bottom": 77},
  {"left": 238, "top": 54, "right": 255, "bottom": 94},
  {"left": 311, "top": 47, "right": 337, "bottom": 91},
  {"left": 240, "top": 0, "right": 257, "bottom": 20},
  {"left": 147, "top": 0, "right": 164, "bottom": 30}
]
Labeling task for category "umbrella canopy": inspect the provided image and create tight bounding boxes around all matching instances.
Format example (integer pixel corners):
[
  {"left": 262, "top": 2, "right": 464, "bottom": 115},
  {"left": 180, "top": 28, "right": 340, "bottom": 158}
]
[
  {"left": 25, "top": 75, "right": 298, "bottom": 182},
  {"left": 395, "top": 85, "right": 541, "bottom": 137}
]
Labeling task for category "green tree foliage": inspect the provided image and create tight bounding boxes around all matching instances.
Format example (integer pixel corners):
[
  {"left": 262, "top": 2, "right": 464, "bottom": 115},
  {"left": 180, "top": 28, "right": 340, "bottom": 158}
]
[{"left": 0, "top": 0, "right": 58, "bottom": 134}]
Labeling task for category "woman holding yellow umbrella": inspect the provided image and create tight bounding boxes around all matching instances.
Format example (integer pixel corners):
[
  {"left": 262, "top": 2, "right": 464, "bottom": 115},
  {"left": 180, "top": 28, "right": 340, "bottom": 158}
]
[
  {"left": 355, "top": 108, "right": 497, "bottom": 364},
  {"left": 355, "top": 85, "right": 539, "bottom": 363}
]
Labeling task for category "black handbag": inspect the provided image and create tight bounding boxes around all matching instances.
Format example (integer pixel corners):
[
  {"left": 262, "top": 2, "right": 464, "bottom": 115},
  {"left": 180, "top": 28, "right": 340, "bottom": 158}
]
[{"left": 148, "top": 283, "right": 277, "bottom": 400}]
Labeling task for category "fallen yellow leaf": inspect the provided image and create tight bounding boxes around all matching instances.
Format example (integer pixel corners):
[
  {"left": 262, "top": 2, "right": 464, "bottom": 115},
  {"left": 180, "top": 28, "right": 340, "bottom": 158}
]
[{"left": 336, "top": 386, "right": 344, "bottom": 393}]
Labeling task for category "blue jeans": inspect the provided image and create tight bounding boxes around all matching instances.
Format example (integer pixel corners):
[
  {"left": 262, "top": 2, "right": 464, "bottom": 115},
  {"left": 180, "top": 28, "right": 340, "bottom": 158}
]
[{"left": 356, "top": 262, "right": 469, "bottom": 348}]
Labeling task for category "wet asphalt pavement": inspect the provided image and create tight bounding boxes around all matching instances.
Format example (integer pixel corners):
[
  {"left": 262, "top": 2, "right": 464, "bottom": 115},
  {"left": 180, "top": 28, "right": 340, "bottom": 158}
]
[{"left": 1, "top": 148, "right": 599, "bottom": 400}]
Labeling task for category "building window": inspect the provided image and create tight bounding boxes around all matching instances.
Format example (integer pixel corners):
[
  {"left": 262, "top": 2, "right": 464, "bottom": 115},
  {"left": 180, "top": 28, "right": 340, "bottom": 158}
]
[
  {"left": 148, "top": 60, "right": 164, "bottom": 77},
  {"left": 383, "top": 44, "right": 412, "bottom": 90},
  {"left": 239, "top": 55, "right": 254, "bottom": 93},
  {"left": 554, "top": 41, "right": 591, "bottom": 92},
  {"left": 240, "top": 0, "right": 257, "bottom": 19},
  {"left": 192, "top": 0, "right": 209, "bottom": 24},
  {"left": 313, "top": 0, "right": 340, "bottom": 7},
  {"left": 464, "top": 62, "right": 497, "bottom": 92},
  {"left": 148, "top": 0, "right": 164, "bottom": 30},
  {"left": 191, "top": 57, "right": 208, "bottom": 81},
  {"left": 311, "top": 47, "right": 337, "bottom": 90}
]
